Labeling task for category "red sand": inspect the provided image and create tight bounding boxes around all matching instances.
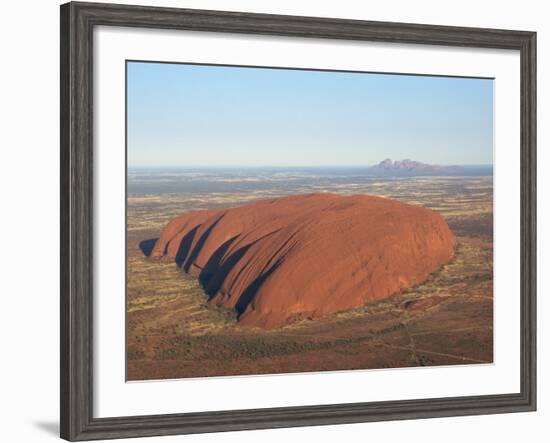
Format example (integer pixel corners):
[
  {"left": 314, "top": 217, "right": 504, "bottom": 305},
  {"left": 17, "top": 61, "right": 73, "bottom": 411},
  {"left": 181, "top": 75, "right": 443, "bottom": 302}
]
[{"left": 151, "top": 193, "right": 455, "bottom": 329}]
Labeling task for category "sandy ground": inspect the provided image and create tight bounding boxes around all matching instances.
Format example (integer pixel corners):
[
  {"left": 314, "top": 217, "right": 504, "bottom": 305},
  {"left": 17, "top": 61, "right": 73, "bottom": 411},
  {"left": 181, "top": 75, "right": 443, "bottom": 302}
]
[{"left": 127, "top": 176, "right": 493, "bottom": 380}]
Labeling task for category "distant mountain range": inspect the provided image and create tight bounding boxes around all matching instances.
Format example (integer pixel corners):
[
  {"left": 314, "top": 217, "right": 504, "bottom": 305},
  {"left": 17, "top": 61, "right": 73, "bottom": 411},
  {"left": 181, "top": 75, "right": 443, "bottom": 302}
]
[{"left": 366, "top": 159, "right": 492, "bottom": 176}]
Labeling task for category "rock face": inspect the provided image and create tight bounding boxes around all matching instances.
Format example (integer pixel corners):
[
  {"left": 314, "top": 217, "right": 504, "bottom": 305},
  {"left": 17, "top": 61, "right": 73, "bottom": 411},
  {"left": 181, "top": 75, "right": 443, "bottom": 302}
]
[{"left": 151, "top": 193, "right": 455, "bottom": 329}]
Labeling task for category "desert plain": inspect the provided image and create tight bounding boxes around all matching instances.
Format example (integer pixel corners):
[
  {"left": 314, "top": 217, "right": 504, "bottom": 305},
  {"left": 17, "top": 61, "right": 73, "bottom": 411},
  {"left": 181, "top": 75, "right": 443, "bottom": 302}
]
[{"left": 126, "top": 169, "right": 493, "bottom": 380}]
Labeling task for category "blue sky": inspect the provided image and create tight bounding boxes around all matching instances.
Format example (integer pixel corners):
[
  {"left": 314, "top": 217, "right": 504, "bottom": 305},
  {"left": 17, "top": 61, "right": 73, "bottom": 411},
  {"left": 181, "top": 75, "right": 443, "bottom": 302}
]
[{"left": 127, "top": 61, "right": 493, "bottom": 167}]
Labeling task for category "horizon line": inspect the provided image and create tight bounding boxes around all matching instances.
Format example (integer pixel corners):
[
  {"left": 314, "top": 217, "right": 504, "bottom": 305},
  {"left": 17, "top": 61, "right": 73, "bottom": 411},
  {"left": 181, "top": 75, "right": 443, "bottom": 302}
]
[{"left": 127, "top": 164, "right": 494, "bottom": 169}]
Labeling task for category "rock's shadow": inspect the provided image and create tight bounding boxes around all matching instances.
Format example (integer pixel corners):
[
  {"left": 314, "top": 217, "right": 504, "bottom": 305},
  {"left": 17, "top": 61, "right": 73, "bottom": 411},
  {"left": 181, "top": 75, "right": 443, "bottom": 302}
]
[{"left": 139, "top": 238, "right": 158, "bottom": 257}]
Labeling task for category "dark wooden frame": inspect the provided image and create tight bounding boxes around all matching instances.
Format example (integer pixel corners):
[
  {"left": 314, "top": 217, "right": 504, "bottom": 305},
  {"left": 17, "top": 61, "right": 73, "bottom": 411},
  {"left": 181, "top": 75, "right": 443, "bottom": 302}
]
[{"left": 60, "top": 1, "right": 537, "bottom": 441}]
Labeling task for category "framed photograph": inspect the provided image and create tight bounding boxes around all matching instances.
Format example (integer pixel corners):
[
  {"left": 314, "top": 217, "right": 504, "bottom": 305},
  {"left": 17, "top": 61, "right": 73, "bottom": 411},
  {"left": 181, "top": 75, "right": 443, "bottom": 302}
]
[{"left": 60, "top": 1, "right": 536, "bottom": 441}]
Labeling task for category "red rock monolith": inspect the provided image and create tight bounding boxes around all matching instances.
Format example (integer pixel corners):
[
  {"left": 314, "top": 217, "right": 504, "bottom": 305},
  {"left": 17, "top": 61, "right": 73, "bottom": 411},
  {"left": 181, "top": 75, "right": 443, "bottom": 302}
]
[{"left": 151, "top": 193, "right": 455, "bottom": 329}]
